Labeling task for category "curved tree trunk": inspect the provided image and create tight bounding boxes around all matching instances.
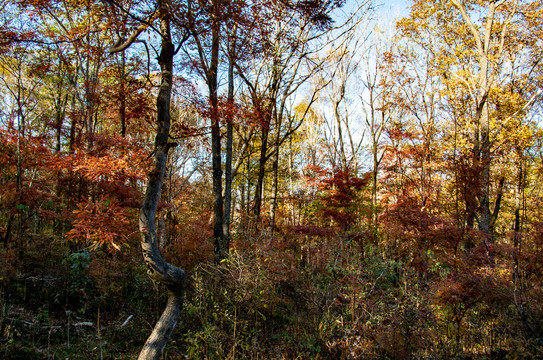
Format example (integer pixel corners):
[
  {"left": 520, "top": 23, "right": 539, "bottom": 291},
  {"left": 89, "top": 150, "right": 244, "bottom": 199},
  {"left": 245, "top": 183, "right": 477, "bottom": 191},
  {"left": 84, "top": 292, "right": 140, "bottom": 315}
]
[{"left": 137, "top": 2, "right": 187, "bottom": 358}]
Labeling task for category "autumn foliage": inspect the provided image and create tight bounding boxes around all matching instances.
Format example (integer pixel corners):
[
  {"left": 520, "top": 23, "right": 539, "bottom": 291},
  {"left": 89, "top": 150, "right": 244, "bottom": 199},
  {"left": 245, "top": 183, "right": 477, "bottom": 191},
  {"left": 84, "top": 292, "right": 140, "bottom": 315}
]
[{"left": 1, "top": 0, "right": 543, "bottom": 358}]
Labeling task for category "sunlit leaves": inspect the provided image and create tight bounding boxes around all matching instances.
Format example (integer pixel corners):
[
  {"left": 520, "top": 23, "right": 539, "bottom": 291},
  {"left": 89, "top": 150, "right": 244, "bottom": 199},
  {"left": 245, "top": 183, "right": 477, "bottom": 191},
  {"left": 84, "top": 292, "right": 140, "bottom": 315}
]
[{"left": 67, "top": 196, "right": 138, "bottom": 251}]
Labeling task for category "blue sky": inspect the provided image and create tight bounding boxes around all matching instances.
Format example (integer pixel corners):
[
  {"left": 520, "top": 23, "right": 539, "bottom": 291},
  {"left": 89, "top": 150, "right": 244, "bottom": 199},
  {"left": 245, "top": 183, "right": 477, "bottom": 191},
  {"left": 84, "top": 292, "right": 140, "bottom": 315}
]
[
  {"left": 339, "top": 0, "right": 410, "bottom": 28},
  {"left": 374, "top": 0, "right": 410, "bottom": 18}
]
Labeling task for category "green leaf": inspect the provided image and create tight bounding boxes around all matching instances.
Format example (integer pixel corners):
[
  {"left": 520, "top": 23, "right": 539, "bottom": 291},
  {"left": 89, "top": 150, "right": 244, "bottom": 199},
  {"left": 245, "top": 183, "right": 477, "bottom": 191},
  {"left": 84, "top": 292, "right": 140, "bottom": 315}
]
[{"left": 16, "top": 204, "right": 29, "bottom": 211}]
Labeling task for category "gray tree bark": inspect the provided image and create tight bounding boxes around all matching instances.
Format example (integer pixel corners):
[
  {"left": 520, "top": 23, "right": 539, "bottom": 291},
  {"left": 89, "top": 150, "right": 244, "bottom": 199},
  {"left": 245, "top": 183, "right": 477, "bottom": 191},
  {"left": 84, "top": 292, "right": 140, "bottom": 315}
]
[{"left": 109, "top": 1, "right": 188, "bottom": 358}]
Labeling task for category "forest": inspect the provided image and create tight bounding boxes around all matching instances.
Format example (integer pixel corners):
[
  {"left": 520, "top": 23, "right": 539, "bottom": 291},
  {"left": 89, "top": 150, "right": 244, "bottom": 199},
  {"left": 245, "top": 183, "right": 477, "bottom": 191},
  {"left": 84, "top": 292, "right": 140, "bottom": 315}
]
[{"left": 1, "top": 0, "right": 542, "bottom": 358}]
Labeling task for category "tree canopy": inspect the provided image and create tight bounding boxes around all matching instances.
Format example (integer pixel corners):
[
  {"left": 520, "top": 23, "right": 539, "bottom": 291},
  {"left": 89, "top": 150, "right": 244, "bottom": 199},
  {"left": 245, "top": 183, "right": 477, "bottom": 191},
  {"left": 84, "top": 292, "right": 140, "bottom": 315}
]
[{"left": 1, "top": 0, "right": 543, "bottom": 358}]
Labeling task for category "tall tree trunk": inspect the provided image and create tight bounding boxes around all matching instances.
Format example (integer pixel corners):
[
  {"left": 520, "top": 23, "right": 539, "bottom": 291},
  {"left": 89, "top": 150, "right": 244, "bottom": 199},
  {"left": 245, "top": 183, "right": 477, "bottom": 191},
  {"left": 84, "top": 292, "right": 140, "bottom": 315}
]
[
  {"left": 245, "top": 154, "right": 251, "bottom": 215},
  {"left": 334, "top": 97, "right": 348, "bottom": 170},
  {"left": 371, "top": 144, "right": 378, "bottom": 230},
  {"left": 69, "top": 86, "right": 77, "bottom": 153},
  {"left": 16, "top": 86, "right": 24, "bottom": 260},
  {"left": 252, "top": 58, "right": 280, "bottom": 222},
  {"left": 208, "top": 6, "right": 225, "bottom": 262},
  {"left": 489, "top": 177, "right": 504, "bottom": 240},
  {"left": 55, "top": 97, "right": 64, "bottom": 153},
  {"left": 119, "top": 51, "right": 127, "bottom": 137},
  {"left": 253, "top": 120, "right": 269, "bottom": 221},
  {"left": 137, "top": 3, "right": 186, "bottom": 358},
  {"left": 513, "top": 159, "right": 523, "bottom": 281},
  {"left": 223, "top": 51, "right": 234, "bottom": 247},
  {"left": 269, "top": 111, "right": 282, "bottom": 233},
  {"left": 288, "top": 136, "right": 295, "bottom": 225},
  {"left": 370, "top": 109, "right": 384, "bottom": 232},
  {"left": 365, "top": 92, "right": 384, "bottom": 232},
  {"left": 479, "top": 101, "right": 491, "bottom": 237},
  {"left": 223, "top": 23, "right": 239, "bottom": 250}
]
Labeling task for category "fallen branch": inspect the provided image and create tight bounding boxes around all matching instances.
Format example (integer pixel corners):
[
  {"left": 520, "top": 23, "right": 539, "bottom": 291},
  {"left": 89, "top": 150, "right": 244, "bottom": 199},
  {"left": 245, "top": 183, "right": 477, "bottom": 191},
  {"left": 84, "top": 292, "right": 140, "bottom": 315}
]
[{"left": 120, "top": 315, "right": 134, "bottom": 328}]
